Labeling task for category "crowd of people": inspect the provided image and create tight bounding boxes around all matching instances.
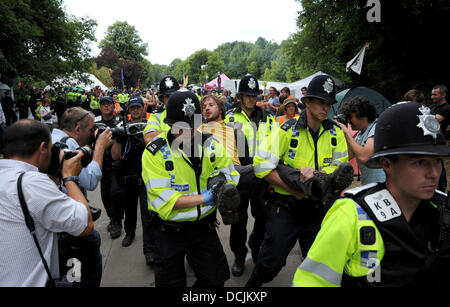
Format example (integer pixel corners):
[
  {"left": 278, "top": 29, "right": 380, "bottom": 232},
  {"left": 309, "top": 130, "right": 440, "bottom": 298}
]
[{"left": 1, "top": 73, "right": 450, "bottom": 288}]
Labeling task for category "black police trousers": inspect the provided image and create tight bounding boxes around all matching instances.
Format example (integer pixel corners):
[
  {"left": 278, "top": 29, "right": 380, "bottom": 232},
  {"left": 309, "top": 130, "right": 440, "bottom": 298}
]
[
  {"left": 247, "top": 197, "right": 326, "bottom": 286},
  {"left": 100, "top": 171, "right": 124, "bottom": 225},
  {"left": 230, "top": 165, "right": 268, "bottom": 264},
  {"left": 120, "top": 177, "right": 147, "bottom": 236},
  {"left": 150, "top": 213, "right": 230, "bottom": 287},
  {"left": 230, "top": 190, "right": 267, "bottom": 264}
]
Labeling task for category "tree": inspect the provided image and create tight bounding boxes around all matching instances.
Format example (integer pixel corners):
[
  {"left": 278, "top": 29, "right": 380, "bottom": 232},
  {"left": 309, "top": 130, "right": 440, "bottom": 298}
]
[
  {"left": 0, "top": 0, "right": 97, "bottom": 83},
  {"left": 99, "top": 21, "right": 148, "bottom": 62},
  {"left": 89, "top": 63, "right": 114, "bottom": 88},
  {"left": 95, "top": 46, "right": 120, "bottom": 70},
  {"left": 112, "top": 60, "right": 143, "bottom": 89},
  {"left": 284, "top": 0, "right": 450, "bottom": 101}
]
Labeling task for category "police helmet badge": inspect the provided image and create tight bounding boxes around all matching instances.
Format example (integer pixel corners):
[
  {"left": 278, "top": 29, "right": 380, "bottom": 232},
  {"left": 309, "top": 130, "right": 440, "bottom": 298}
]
[
  {"left": 248, "top": 78, "right": 256, "bottom": 90},
  {"left": 323, "top": 78, "right": 334, "bottom": 94},
  {"left": 417, "top": 105, "right": 441, "bottom": 140},
  {"left": 182, "top": 97, "right": 196, "bottom": 119},
  {"left": 165, "top": 78, "right": 174, "bottom": 89}
]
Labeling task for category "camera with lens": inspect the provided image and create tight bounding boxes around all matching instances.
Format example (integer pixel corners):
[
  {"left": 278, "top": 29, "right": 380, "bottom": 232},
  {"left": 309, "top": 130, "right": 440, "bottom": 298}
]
[
  {"left": 126, "top": 123, "right": 147, "bottom": 135},
  {"left": 334, "top": 113, "right": 348, "bottom": 125},
  {"left": 47, "top": 142, "right": 93, "bottom": 179},
  {"left": 95, "top": 122, "right": 127, "bottom": 140}
]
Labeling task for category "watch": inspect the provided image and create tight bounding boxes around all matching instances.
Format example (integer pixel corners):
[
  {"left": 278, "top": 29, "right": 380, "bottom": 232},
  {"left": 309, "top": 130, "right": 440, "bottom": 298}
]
[{"left": 62, "top": 176, "right": 80, "bottom": 185}]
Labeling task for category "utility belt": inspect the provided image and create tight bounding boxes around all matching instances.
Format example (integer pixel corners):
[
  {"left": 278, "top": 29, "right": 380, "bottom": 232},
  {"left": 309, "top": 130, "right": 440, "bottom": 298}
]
[
  {"left": 268, "top": 188, "right": 318, "bottom": 211},
  {"left": 268, "top": 189, "right": 299, "bottom": 210},
  {"left": 120, "top": 173, "right": 143, "bottom": 186},
  {"left": 150, "top": 211, "right": 219, "bottom": 233}
]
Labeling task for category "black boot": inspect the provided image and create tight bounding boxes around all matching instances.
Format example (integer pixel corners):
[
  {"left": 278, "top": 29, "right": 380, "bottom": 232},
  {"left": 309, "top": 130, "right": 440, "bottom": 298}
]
[
  {"left": 308, "top": 163, "right": 354, "bottom": 210},
  {"left": 109, "top": 222, "right": 122, "bottom": 239},
  {"left": 121, "top": 233, "right": 135, "bottom": 247},
  {"left": 231, "top": 261, "right": 245, "bottom": 277}
]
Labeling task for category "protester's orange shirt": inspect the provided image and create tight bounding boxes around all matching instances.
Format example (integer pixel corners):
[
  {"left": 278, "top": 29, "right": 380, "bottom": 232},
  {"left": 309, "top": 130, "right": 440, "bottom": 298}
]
[{"left": 276, "top": 114, "right": 299, "bottom": 125}]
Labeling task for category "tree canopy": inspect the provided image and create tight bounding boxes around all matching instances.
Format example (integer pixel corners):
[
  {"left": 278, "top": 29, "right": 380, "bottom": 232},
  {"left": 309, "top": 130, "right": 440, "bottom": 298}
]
[
  {"left": 0, "top": 0, "right": 97, "bottom": 84},
  {"left": 283, "top": 0, "right": 450, "bottom": 101}
]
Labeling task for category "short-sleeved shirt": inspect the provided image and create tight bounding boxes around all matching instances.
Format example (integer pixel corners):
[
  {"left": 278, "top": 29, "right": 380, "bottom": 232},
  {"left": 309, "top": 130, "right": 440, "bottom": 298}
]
[
  {"left": 431, "top": 102, "right": 450, "bottom": 135},
  {"left": 0, "top": 160, "right": 88, "bottom": 286},
  {"left": 355, "top": 121, "right": 386, "bottom": 185}
]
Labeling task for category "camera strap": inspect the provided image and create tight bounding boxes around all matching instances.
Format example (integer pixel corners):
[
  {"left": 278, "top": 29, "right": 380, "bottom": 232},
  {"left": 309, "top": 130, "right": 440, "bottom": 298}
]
[{"left": 16, "top": 172, "right": 56, "bottom": 287}]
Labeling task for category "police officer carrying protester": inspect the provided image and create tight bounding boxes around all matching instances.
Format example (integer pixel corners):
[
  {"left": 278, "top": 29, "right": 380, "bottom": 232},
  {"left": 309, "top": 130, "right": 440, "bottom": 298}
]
[
  {"left": 96, "top": 96, "right": 125, "bottom": 239},
  {"left": 112, "top": 96, "right": 155, "bottom": 266},
  {"left": 141, "top": 89, "right": 240, "bottom": 287},
  {"left": 293, "top": 101, "right": 450, "bottom": 287},
  {"left": 143, "top": 76, "right": 180, "bottom": 144},
  {"left": 224, "top": 74, "right": 275, "bottom": 277},
  {"left": 246, "top": 74, "right": 354, "bottom": 287}
]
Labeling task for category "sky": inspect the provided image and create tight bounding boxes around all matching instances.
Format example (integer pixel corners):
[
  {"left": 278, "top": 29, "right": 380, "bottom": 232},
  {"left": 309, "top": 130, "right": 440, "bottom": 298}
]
[{"left": 63, "top": 0, "right": 302, "bottom": 66}]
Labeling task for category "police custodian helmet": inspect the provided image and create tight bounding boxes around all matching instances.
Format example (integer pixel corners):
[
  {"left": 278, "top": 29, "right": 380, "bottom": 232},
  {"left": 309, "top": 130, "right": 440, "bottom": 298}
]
[
  {"left": 301, "top": 74, "right": 337, "bottom": 105},
  {"left": 164, "top": 89, "right": 201, "bottom": 129},
  {"left": 366, "top": 101, "right": 449, "bottom": 168},
  {"left": 159, "top": 75, "right": 180, "bottom": 97},
  {"left": 237, "top": 74, "right": 262, "bottom": 96}
]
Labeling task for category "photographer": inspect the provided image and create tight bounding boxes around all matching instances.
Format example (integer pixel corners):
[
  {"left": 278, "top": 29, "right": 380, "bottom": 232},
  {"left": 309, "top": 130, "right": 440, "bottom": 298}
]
[
  {"left": 95, "top": 96, "right": 126, "bottom": 239},
  {"left": 336, "top": 96, "right": 386, "bottom": 185},
  {"left": 112, "top": 96, "right": 154, "bottom": 265},
  {"left": 52, "top": 107, "right": 113, "bottom": 192},
  {"left": 51, "top": 107, "right": 113, "bottom": 287},
  {"left": 0, "top": 120, "right": 93, "bottom": 287}
]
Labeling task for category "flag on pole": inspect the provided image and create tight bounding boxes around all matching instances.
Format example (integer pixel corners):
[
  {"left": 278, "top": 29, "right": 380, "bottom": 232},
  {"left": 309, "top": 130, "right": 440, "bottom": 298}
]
[
  {"left": 136, "top": 78, "right": 140, "bottom": 91},
  {"left": 121, "top": 69, "right": 125, "bottom": 89},
  {"left": 346, "top": 42, "right": 370, "bottom": 75},
  {"left": 182, "top": 72, "right": 186, "bottom": 88},
  {"left": 205, "top": 72, "right": 209, "bottom": 83},
  {"left": 184, "top": 75, "right": 189, "bottom": 87}
]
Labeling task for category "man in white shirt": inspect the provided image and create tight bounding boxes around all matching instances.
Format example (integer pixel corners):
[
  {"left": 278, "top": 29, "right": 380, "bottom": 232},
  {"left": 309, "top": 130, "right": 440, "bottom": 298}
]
[{"left": 0, "top": 120, "right": 93, "bottom": 287}]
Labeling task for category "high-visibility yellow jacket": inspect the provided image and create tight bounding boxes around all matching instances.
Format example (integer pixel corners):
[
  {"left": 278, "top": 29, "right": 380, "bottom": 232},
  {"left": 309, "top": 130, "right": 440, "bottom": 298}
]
[
  {"left": 253, "top": 112, "right": 349, "bottom": 195},
  {"left": 143, "top": 109, "right": 170, "bottom": 137},
  {"left": 141, "top": 131, "right": 240, "bottom": 222},
  {"left": 293, "top": 183, "right": 447, "bottom": 287}
]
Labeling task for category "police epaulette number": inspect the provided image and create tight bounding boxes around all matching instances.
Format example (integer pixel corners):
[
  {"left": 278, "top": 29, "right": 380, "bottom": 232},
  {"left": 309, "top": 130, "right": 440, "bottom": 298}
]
[
  {"left": 146, "top": 138, "right": 166, "bottom": 155},
  {"left": 281, "top": 118, "right": 297, "bottom": 131}
]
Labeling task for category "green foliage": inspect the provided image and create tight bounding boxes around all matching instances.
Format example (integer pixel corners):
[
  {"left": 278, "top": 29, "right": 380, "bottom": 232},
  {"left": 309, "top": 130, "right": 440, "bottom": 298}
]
[
  {"left": 284, "top": 0, "right": 450, "bottom": 101},
  {"left": 99, "top": 21, "right": 148, "bottom": 62},
  {"left": 0, "top": 0, "right": 97, "bottom": 83},
  {"left": 165, "top": 37, "right": 288, "bottom": 85}
]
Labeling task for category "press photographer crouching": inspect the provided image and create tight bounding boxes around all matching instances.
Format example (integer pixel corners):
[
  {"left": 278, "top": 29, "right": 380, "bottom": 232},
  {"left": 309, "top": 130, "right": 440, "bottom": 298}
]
[
  {"left": 0, "top": 120, "right": 94, "bottom": 287},
  {"left": 51, "top": 107, "right": 114, "bottom": 287}
]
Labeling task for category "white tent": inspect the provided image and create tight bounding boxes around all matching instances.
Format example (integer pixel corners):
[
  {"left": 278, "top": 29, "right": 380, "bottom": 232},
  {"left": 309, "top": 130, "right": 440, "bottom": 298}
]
[
  {"left": 289, "top": 71, "right": 345, "bottom": 99},
  {"left": 50, "top": 73, "right": 110, "bottom": 91}
]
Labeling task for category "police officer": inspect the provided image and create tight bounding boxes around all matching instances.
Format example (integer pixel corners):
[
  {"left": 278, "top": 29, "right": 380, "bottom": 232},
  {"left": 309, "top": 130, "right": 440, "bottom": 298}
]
[
  {"left": 224, "top": 74, "right": 275, "bottom": 276},
  {"left": 113, "top": 96, "right": 154, "bottom": 266},
  {"left": 141, "top": 89, "right": 240, "bottom": 287},
  {"left": 246, "top": 74, "right": 353, "bottom": 287},
  {"left": 90, "top": 94, "right": 101, "bottom": 117},
  {"left": 96, "top": 96, "right": 125, "bottom": 239},
  {"left": 143, "top": 76, "right": 180, "bottom": 144},
  {"left": 293, "top": 101, "right": 450, "bottom": 287}
]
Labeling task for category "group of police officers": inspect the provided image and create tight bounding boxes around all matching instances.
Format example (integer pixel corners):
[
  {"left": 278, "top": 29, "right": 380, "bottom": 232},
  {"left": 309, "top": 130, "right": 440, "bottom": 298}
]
[{"left": 68, "top": 70, "right": 450, "bottom": 287}]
